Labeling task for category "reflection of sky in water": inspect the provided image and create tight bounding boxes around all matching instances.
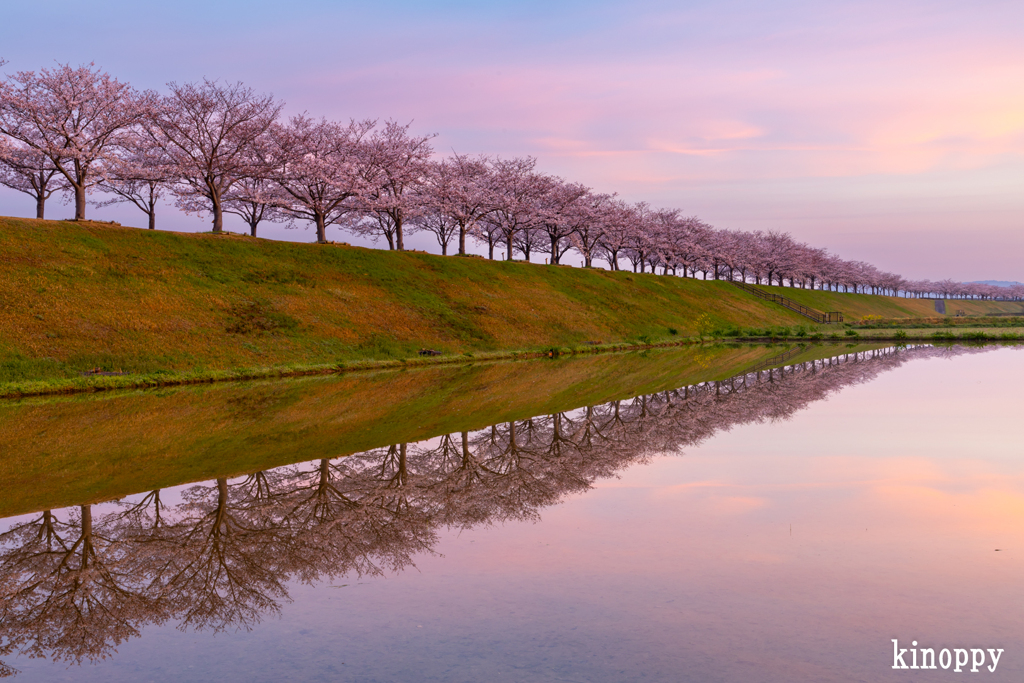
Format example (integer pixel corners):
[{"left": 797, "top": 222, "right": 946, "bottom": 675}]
[{"left": 7, "top": 346, "right": 1024, "bottom": 681}]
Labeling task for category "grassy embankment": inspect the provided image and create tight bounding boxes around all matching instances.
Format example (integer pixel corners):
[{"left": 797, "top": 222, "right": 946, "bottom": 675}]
[
  {"left": 1, "top": 216, "right": 1020, "bottom": 397},
  {"left": 0, "top": 341, "right": 893, "bottom": 518},
  {"left": 0, "top": 216, "right": 818, "bottom": 395},
  {"left": 694, "top": 284, "right": 1024, "bottom": 342}
]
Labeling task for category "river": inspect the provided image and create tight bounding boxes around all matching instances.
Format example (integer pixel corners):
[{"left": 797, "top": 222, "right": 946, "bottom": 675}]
[{"left": 0, "top": 343, "right": 1020, "bottom": 681}]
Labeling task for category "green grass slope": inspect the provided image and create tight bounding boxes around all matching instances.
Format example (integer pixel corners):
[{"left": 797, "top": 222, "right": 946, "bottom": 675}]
[
  {"left": 0, "top": 216, "right": 817, "bottom": 383},
  {"left": 756, "top": 284, "right": 1021, "bottom": 320}
]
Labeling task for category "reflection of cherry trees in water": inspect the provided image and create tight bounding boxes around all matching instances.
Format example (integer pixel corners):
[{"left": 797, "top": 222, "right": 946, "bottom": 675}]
[
  {"left": 0, "top": 344, "right": 1000, "bottom": 675},
  {"left": 0, "top": 506, "right": 167, "bottom": 672}
]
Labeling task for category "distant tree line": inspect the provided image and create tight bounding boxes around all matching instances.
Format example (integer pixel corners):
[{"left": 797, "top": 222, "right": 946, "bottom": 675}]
[{"left": 0, "top": 61, "right": 1019, "bottom": 301}]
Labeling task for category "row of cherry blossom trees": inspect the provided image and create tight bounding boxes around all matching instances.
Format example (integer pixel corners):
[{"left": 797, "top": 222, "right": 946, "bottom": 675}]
[{"left": 1, "top": 62, "right": 1019, "bottom": 301}]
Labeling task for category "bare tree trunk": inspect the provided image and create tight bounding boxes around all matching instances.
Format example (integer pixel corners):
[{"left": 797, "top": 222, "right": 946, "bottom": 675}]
[
  {"left": 506, "top": 232, "right": 514, "bottom": 261},
  {"left": 459, "top": 225, "right": 467, "bottom": 255},
  {"left": 396, "top": 216, "right": 404, "bottom": 251},
  {"left": 315, "top": 213, "right": 327, "bottom": 243},
  {"left": 212, "top": 204, "right": 223, "bottom": 233},
  {"left": 36, "top": 194, "right": 45, "bottom": 219},
  {"left": 74, "top": 184, "right": 86, "bottom": 220},
  {"left": 147, "top": 186, "right": 158, "bottom": 230}
]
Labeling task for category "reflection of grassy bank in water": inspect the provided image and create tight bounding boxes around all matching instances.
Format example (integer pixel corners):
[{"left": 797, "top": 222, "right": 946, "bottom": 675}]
[
  {"left": 0, "top": 342, "right": 892, "bottom": 518},
  {"left": 0, "top": 339, "right": 771, "bottom": 399}
]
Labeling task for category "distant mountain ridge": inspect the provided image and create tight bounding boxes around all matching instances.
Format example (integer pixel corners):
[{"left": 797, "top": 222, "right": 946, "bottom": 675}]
[{"left": 969, "top": 280, "right": 1024, "bottom": 288}]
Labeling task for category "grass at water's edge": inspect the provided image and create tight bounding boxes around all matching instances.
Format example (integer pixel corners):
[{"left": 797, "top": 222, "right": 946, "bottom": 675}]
[
  {"left": 0, "top": 338, "right": 700, "bottom": 398},
  {"left": 5, "top": 328, "right": 1022, "bottom": 400}
]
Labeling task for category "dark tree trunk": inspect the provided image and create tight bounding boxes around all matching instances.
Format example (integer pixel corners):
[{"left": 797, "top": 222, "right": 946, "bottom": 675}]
[
  {"left": 75, "top": 184, "right": 86, "bottom": 221},
  {"left": 36, "top": 194, "right": 45, "bottom": 219},
  {"left": 212, "top": 203, "right": 223, "bottom": 233},
  {"left": 396, "top": 216, "right": 404, "bottom": 251},
  {"left": 459, "top": 225, "right": 467, "bottom": 255},
  {"left": 315, "top": 213, "right": 327, "bottom": 243}
]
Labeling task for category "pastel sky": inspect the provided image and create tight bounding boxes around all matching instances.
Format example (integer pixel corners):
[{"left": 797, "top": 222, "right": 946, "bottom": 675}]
[{"left": 2, "top": 0, "right": 1023, "bottom": 281}]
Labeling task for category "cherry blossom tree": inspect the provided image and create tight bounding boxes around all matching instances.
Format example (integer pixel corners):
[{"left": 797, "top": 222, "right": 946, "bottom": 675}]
[
  {"left": 623, "top": 202, "right": 655, "bottom": 273},
  {"left": 482, "top": 157, "right": 547, "bottom": 261},
  {"left": 219, "top": 129, "right": 281, "bottom": 237},
  {"left": 357, "top": 120, "right": 435, "bottom": 250},
  {"left": 94, "top": 131, "right": 170, "bottom": 230},
  {"left": 0, "top": 140, "right": 64, "bottom": 219},
  {"left": 269, "top": 115, "right": 372, "bottom": 243},
  {"left": 429, "top": 153, "right": 494, "bottom": 256},
  {"left": 595, "top": 198, "right": 636, "bottom": 271},
  {"left": 223, "top": 175, "right": 281, "bottom": 237},
  {"left": 411, "top": 161, "right": 462, "bottom": 255},
  {"left": 567, "top": 191, "right": 614, "bottom": 268},
  {"left": 0, "top": 63, "right": 155, "bottom": 220},
  {"left": 149, "top": 79, "right": 282, "bottom": 234},
  {"left": 470, "top": 214, "right": 505, "bottom": 260},
  {"left": 534, "top": 179, "right": 588, "bottom": 264}
]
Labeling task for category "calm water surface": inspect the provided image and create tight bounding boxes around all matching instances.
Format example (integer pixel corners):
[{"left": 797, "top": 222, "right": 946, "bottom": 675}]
[{"left": 2, "top": 344, "right": 1022, "bottom": 681}]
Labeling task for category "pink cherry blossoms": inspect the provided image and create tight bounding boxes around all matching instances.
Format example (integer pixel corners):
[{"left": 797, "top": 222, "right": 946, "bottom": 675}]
[{"left": 0, "top": 62, "right": 1019, "bottom": 301}]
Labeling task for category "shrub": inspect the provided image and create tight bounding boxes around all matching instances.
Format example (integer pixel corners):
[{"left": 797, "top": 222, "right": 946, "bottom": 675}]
[
  {"left": 225, "top": 299, "right": 299, "bottom": 335},
  {"left": 894, "top": 330, "right": 908, "bottom": 340},
  {"left": 694, "top": 313, "right": 714, "bottom": 338}
]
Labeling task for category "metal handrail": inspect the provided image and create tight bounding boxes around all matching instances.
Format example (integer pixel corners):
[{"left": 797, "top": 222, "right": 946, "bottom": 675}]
[{"left": 729, "top": 281, "right": 843, "bottom": 323}]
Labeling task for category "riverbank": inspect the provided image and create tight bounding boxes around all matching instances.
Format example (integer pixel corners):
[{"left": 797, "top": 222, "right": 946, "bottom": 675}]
[{"left": 2, "top": 216, "right": 1018, "bottom": 396}]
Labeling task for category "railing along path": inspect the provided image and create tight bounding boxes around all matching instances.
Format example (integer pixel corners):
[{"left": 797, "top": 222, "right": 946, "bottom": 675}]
[{"left": 729, "top": 281, "right": 843, "bottom": 323}]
